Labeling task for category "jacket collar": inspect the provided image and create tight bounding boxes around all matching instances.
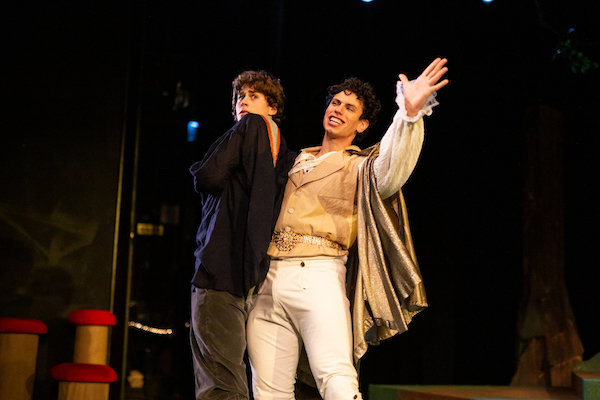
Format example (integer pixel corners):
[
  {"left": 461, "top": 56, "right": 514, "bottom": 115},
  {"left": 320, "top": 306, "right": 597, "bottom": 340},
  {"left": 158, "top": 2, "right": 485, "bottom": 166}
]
[{"left": 289, "top": 145, "right": 361, "bottom": 187}]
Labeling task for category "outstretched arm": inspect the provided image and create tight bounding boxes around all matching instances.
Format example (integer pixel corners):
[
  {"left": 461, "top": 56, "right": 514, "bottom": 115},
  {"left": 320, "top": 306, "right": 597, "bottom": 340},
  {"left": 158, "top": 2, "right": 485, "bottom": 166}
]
[
  {"left": 373, "top": 58, "right": 449, "bottom": 198},
  {"left": 400, "top": 57, "right": 449, "bottom": 118}
]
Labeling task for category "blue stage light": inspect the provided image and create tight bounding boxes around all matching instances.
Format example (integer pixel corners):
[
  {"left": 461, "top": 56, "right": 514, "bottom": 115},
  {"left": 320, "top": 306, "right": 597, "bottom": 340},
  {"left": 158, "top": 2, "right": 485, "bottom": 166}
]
[{"left": 187, "top": 120, "right": 200, "bottom": 142}]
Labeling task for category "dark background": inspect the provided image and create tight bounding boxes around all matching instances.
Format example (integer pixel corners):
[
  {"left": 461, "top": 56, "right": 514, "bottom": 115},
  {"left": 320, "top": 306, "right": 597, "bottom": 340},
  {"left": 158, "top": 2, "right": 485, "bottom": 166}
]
[{"left": 1, "top": 0, "right": 599, "bottom": 399}]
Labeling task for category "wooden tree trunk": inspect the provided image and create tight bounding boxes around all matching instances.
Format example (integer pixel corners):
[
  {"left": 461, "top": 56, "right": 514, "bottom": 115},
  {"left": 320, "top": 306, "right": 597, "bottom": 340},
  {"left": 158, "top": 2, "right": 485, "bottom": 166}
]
[{"left": 511, "top": 105, "right": 583, "bottom": 387}]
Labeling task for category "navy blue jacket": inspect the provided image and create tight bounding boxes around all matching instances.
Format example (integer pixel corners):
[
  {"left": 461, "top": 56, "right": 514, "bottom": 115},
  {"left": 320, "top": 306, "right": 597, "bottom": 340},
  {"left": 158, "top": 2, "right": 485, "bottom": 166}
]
[{"left": 190, "top": 114, "right": 296, "bottom": 297}]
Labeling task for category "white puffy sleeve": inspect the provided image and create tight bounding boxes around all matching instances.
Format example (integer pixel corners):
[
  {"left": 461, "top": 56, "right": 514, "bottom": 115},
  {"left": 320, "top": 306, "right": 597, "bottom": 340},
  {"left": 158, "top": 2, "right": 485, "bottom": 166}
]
[{"left": 373, "top": 81, "right": 439, "bottom": 199}]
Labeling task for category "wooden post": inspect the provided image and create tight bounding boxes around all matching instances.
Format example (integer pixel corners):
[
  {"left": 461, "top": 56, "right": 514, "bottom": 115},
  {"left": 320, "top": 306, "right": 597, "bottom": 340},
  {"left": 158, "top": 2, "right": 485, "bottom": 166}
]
[
  {"left": 73, "top": 325, "right": 109, "bottom": 365},
  {"left": 512, "top": 104, "right": 584, "bottom": 387},
  {"left": 0, "top": 318, "right": 47, "bottom": 400},
  {"left": 57, "top": 382, "right": 110, "bottom": 400},
  {"left": 0, "top": 333, "right": 40, "bottom": 400}
]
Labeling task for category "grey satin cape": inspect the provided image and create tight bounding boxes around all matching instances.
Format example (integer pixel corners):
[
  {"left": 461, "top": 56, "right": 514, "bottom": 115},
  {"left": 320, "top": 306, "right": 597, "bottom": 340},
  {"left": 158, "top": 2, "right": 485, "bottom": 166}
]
[{"left": 351, "top": 144, "right": 428, "bottom": 362}]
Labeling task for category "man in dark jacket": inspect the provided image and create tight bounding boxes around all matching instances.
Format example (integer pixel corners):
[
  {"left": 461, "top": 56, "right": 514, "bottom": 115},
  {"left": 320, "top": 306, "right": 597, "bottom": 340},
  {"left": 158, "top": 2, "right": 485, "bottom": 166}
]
[{"left": 189, "top": 70, "right": 295, "bottom": 400}]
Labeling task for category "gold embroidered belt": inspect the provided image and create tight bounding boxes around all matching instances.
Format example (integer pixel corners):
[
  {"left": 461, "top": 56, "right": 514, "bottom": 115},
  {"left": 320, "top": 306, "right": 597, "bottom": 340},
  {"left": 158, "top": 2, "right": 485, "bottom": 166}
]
[{"left": 271, "top": 231, "right": 343, "bottom": 251}]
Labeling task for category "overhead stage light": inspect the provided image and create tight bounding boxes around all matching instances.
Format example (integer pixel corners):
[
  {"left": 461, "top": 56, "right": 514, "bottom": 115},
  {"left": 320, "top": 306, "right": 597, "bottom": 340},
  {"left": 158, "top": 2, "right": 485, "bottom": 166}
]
[{"left": 187, "top": 120, "right": 200, "bottom": 142}]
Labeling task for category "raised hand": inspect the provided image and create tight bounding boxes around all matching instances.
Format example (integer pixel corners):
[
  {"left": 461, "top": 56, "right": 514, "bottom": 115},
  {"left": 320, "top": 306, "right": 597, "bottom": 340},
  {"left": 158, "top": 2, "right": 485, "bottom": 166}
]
[{"left": 400, "top": 58, "right": 449, "bottom": 118}]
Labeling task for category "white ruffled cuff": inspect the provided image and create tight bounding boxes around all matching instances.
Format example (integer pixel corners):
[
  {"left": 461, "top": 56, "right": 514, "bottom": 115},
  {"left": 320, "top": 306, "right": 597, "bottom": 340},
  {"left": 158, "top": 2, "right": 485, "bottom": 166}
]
[{"left": 395, "top": 80, "right": 439, "bottom": 123}]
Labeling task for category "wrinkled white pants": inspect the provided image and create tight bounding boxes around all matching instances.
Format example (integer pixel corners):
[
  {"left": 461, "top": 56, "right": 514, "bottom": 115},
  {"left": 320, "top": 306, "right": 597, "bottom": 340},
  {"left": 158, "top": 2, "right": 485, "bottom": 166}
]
[{"left": 247, "top": 257, "right": 361, "bottom": 400}]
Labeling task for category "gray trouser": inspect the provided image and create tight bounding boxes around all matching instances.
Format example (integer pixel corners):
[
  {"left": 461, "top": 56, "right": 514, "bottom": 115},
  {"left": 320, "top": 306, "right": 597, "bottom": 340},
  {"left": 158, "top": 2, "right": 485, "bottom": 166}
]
[{"left": 190, "top": 286, "right": 249, "bottom": 400}]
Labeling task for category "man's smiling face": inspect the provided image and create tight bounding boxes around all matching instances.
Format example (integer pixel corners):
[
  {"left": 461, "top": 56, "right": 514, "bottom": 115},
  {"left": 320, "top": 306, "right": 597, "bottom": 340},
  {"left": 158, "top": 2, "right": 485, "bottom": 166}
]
[{"left": 322, "top": 90, "right": 369, "bottom": 144}]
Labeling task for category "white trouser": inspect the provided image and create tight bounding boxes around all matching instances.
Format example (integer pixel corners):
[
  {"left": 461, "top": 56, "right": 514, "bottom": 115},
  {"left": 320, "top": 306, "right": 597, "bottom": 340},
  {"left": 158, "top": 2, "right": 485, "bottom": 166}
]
[{"left": 247, "top": 257, "right": 361, "bottom": 400}]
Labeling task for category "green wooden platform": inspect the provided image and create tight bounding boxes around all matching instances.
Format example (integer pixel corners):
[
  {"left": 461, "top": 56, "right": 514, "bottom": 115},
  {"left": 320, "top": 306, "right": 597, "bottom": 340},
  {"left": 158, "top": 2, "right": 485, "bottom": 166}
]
[{"left": 368, "top": 372, "right": 600, "bottom": 400}]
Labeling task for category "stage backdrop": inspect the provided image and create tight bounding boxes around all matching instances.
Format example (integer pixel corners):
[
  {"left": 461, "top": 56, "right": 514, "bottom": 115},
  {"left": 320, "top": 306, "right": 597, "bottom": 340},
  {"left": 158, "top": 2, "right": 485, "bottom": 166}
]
[{"left": 0, "top": 4, "right": 132, "bottom": 398}]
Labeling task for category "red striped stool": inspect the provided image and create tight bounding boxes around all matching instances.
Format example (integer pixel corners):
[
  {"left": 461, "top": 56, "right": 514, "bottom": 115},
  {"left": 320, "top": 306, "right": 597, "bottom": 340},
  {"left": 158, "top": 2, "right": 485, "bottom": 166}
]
[
  {"left": 0, "top": 317, "right": 47, "bottom": 400},
  {"left": 50, "top": 310, "right": 117, "bottom": 399},
  {"left": 67, "top": 310, "right": 116, "bottom": 365},
  {"left": 49, "top": 363, "right": 117, "bottom": 400}
]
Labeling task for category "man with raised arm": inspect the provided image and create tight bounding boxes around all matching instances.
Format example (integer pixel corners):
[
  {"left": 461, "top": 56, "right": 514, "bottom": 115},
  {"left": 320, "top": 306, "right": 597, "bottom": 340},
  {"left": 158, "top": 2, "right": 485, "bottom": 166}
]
[{"left": 247, "top": 58, "right": 449, "bottom": 400}]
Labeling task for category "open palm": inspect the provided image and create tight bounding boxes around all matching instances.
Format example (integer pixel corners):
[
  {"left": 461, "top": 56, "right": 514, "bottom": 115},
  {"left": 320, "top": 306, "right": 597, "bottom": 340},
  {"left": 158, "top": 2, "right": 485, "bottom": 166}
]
[{"left": 400, "top": 58, "right": 449, "bottom": 117}]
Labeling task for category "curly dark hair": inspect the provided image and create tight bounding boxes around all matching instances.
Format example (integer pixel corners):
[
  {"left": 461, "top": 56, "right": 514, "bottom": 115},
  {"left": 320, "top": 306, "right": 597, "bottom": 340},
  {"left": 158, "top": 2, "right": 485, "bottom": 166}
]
[
  {"left": 325, "top": 77, "right": 381, "bottom": 143},
  {"left": 231, "top": 70, "right": 285, "bottom": 124}
]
